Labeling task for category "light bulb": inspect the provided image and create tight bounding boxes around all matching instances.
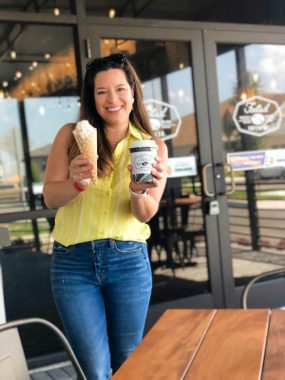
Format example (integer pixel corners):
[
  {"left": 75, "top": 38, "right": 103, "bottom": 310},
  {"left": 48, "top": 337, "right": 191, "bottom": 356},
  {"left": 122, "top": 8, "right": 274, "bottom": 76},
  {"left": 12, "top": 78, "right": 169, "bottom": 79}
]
[
  {"left": 10, "top": 50, "right": 17, "bottom": 59},
  {"left": 53, "top": 7, "right": 60, "bottom": 16},
  {"left": 108, "top": 8, "right": 116, "bottom": 18}
]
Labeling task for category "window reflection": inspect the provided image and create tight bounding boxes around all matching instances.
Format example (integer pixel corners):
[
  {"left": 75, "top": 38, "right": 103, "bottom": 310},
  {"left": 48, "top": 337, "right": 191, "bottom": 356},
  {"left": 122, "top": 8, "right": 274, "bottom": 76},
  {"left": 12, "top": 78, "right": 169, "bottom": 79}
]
[
  {"left": 24, "top": 96, "right": 80, "bottom": 183},
  {"left": 0, "top": 23, "right": 78, "bottom": 253},
  {"left": 0, "top": 99, "right": 25, "bottom": 203},
  {"left": 216, "top": 43, "right": 285, "bottom": 285}
]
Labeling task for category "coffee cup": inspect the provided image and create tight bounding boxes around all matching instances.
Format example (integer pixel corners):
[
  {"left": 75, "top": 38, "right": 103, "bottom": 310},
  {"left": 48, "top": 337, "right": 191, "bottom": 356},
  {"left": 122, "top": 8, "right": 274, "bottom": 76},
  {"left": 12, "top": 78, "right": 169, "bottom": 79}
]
[{"left": 129, "top": 140, "right": 158, "bottom": 184}]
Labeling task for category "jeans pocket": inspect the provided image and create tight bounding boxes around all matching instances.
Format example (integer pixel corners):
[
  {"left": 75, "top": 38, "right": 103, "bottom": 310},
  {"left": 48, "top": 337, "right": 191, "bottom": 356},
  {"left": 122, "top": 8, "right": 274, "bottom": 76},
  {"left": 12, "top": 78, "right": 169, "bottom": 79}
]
[
  {"left": 112, "top": 240, "right": 143, "bottom": 254},
  {"left": 53, "top": 241, "right": 70, "bottom": 256}
]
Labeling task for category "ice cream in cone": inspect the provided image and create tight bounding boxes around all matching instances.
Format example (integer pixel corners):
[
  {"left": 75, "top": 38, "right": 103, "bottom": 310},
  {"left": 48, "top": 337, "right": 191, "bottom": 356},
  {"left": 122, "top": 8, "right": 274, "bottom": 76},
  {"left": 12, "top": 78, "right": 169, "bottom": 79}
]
[{"left": 73, "top": 120, "right": 97, "bottom": 184}]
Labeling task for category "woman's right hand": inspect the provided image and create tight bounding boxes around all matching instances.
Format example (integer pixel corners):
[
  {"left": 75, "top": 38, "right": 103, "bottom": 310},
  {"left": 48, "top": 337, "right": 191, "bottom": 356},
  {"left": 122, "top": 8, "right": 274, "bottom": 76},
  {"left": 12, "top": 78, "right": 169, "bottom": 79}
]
[{"left": 69, "top": 155, "right": 93, "bottom": 190}]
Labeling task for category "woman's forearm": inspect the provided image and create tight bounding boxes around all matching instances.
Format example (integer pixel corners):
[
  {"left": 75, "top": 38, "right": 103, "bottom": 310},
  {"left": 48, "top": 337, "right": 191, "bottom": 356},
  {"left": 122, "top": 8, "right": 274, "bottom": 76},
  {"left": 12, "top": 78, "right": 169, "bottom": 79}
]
[
  {"left": 43, "top": 179, "right": 80, "bottom": 209},
  {"left": 130, "top": 193, "right": 159, "bottom": 223}
]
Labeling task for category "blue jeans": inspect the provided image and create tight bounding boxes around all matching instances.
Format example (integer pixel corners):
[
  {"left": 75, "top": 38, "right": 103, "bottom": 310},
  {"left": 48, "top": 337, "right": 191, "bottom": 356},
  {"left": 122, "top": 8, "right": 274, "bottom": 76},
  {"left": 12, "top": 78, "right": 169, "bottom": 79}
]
[{"left": 51, "top": 239, "right": 152, "bottom": 380}]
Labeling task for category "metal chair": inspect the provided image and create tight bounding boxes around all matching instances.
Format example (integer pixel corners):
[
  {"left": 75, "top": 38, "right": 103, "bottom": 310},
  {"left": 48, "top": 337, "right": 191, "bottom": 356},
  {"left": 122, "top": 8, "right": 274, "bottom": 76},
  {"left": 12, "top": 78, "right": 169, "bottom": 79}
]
[
  {"left": 0, "top": 317, "right": 86, "bottom": 380},
  {"left": 178, "top": 201, "right": 204, "bottom": 263},
  {"left": 241, "top": 268, "right": 285, "bottom": 309}
]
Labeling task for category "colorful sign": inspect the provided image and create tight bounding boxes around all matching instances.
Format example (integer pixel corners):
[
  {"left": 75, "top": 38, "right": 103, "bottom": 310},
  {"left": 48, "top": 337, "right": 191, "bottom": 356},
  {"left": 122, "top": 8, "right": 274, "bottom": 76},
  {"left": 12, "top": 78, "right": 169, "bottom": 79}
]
[
  {"left": 233, "top": 95, "right": 282, "bottom": 137},
  {"left": 227, "top": 149, "right": 285, "bottom": 171}
]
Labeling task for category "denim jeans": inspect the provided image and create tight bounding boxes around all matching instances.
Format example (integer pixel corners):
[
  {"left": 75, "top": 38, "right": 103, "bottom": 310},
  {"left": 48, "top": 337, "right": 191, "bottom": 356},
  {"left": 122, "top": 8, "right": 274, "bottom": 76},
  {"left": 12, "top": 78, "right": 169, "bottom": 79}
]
[{"left": 51, "top": 239, "right": 152, "bottom": 380}]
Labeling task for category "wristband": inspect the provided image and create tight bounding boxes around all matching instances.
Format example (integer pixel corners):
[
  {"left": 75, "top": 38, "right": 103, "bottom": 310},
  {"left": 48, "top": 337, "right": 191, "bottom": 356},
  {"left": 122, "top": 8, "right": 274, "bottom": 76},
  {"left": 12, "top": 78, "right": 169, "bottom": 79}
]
[
  {"left": 72, "top": 181, "right": 85, "bottom": 192},
  {"left": 129, "top": 185, "right": 149, "bottom": 199}
]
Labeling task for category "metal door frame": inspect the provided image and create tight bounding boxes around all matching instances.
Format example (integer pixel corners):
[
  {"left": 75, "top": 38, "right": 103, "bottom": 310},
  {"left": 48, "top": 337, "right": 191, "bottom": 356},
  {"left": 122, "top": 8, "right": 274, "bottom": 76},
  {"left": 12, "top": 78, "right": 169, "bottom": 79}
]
[
  {"left": 80, "top": 19, "right": 225, "bottom": 306},
  {"left": 80, "top": 19, "right": 285, "bottom": 308},
  {"left": 203, "top": 26, "right": 285, "bottom": 307}
]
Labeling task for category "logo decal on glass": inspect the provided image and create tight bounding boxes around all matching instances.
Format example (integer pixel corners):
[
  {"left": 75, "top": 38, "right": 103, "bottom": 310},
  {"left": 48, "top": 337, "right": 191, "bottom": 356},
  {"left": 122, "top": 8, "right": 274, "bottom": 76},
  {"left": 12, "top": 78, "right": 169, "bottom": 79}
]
[
  {"left": 233, "top": 95, "right": 282, "bottom": 137},
  {"left": 143, "top": 99, "right": 181, "bottom": 141}
]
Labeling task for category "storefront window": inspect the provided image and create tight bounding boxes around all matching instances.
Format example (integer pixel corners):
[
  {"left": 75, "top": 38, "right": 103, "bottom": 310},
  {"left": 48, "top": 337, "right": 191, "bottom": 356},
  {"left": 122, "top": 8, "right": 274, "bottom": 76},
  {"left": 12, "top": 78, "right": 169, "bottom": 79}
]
[
  {"left": 216, "top": 43, "right": 285, "bottom": 285},
  {"left": 0, "top": 22, "right": 78, "bottom": 252}
]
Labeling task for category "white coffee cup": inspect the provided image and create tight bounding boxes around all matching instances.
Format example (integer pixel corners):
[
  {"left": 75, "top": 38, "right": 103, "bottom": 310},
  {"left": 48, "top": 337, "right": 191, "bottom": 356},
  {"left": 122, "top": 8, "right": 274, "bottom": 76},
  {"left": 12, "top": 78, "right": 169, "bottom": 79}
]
[{"left": 129, "top": 140, "right": 158, "bottom": 183}]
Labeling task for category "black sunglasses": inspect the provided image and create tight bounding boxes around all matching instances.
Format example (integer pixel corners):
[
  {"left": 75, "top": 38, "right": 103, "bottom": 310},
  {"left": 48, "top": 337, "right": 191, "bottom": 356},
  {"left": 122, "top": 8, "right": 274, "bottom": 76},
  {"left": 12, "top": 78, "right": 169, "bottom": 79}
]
[{"left": 86, "top": 53, "right": 127, "bottom": 71}]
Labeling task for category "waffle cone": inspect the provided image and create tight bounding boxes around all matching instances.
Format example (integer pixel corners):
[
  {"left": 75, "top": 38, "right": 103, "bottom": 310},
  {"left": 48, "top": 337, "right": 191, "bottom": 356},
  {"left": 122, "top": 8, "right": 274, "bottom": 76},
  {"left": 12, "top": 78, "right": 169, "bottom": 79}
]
[{"left": 73, "top": 129, "right": 97, "bottom": 184}]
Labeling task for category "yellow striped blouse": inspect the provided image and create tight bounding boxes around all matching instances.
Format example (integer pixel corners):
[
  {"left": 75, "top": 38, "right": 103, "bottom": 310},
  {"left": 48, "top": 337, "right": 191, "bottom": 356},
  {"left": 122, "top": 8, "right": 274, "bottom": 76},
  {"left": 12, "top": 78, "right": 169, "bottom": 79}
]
[{"left": 52, "top": 124, "right": 151, "bottom": 246}]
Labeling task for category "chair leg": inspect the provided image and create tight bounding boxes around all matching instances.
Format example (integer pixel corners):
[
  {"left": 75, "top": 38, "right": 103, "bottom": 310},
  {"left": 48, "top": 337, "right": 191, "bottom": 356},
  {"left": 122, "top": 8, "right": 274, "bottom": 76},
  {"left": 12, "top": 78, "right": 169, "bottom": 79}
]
[
  {"left": 174, "top": 240, "right": 185, "bottom": 268},
  {"left": 164, "top": 241, "right": 176, "bottom": 277}
]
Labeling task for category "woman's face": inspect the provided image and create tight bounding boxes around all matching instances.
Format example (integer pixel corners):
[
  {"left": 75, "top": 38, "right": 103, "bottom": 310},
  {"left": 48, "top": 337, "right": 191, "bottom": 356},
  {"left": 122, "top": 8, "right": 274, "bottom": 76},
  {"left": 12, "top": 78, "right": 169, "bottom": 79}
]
[{"left": 94, "top": 68, "right": 134, "bottom": 129}]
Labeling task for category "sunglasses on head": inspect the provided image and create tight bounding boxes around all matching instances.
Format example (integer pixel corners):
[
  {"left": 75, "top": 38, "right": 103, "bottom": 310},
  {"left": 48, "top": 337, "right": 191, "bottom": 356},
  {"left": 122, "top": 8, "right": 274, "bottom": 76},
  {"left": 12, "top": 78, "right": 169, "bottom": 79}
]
[{"left": 86, "top": 53, "right": 127, "bottom": 71}]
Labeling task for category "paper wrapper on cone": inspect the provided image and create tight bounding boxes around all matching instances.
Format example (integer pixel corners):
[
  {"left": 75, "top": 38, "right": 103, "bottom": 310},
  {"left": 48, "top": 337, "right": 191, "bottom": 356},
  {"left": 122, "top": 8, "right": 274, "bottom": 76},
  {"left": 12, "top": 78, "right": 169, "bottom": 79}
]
[{"left": 73, "top": 120, "right": 97, "bottom": 184}]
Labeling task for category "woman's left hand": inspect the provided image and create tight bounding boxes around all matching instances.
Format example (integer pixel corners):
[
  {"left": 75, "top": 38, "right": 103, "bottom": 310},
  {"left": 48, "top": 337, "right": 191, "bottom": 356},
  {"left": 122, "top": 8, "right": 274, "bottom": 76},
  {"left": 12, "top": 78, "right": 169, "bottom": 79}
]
[{"left": 128, "top": 156, "right": 165, "bottom": 193}]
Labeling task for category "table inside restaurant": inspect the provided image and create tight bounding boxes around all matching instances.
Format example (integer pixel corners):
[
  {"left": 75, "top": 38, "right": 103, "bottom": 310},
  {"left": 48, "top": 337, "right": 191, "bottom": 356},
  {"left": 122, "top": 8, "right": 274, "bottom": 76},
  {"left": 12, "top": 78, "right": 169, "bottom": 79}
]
[
  {"left": 154, "top": 196, "right": 203, "bottom": 269},
  {"left": 112, "top": 309, "right": 285, "bottom": 380}
]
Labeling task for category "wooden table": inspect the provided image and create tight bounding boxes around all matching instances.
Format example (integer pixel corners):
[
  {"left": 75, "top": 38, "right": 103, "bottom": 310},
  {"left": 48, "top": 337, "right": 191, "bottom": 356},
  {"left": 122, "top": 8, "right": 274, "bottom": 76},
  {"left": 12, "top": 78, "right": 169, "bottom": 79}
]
[{"left": 112, "top": 309, "right": 285, "bottom": 380}]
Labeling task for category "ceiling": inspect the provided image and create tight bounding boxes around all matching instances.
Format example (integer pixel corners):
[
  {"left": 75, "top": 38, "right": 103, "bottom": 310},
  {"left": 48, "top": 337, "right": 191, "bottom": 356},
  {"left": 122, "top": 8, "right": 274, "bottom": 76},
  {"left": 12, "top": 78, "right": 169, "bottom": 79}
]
[
  {"left": 0, "top": 0, "right": 285, "bottom": 98},
  {"left": 0, "top": 0, "right": 284, "bottom": 23}
]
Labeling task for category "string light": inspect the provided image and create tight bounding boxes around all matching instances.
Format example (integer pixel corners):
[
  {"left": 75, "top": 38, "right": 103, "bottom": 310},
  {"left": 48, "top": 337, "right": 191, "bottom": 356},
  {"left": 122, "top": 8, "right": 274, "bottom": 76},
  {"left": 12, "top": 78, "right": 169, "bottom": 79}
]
[
  {"left": 108, "top": 7, "right": 116, "bottom": 18},
  {"left": 10, "top": 49, "right": 17, "bottom": 59},
  {"left": 53, "top": 7, "right": 60, "bottom": 16},
  {"left": 44, "top": 53, "right": 51, "bottom": 59},
  {"left": 2, "top": 81, "right": 8, "bottom": 88}
]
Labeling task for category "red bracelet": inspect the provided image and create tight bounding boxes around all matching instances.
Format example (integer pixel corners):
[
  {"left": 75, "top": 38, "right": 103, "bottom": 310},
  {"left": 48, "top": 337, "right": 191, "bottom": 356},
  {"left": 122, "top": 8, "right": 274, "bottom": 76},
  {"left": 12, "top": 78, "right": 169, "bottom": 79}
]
[{"left": 72, "top": 181, "right": 85, "bottom": 192}]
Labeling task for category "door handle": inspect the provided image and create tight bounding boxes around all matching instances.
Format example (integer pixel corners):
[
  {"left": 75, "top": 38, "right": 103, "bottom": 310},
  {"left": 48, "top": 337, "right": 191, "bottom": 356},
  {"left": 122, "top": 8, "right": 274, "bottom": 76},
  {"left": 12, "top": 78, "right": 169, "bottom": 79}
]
[
  {"left": 224, "top": 163, "right": 235, "bottom": 195},
  {"left": 202, "top": 163, "right": 214, "bottom": 197}
]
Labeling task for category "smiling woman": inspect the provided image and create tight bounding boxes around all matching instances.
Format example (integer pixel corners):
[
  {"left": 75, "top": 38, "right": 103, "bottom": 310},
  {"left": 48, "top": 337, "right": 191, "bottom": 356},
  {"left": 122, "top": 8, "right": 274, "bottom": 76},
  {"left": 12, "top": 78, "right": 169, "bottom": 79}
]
[{"left": 43, "top": 53, "right": 168, "bottom": 378}]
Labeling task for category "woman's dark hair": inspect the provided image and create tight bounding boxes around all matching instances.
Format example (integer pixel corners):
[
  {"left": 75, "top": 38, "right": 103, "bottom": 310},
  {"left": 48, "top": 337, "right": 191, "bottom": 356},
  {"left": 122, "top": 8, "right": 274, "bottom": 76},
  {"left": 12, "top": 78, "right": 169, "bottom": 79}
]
[{"left": 69, "top": 53, "right": 154, "bottom": 178}]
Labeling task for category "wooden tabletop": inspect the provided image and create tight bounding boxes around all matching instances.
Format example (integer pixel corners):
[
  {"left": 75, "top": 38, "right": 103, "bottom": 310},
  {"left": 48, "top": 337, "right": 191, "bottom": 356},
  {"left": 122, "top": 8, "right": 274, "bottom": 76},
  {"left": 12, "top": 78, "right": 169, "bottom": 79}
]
[{"left": 112, "top": 309, "right": 285, "bottom": 380}]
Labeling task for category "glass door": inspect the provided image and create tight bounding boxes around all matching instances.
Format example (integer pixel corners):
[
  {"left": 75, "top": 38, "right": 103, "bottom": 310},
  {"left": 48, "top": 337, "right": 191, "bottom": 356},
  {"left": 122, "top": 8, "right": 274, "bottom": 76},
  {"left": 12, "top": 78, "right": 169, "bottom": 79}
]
[
  {"left": 204, "top": 27, "right": 285, "bottom": 307},
  {"left": 80, "top": 22, "right": 225, "bottom": 307}
]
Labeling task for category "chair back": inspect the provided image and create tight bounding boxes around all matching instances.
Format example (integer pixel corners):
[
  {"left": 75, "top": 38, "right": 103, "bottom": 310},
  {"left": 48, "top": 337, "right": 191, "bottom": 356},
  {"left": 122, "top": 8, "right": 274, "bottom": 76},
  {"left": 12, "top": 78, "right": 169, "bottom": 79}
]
[
  {"left": 0, "top": 318, "right": 87, "bottom": 380},
  {"left": 241, "top": 268, "right": 285, "bottom": 308},
  {"left": 0, "top": 328, "right": 30, "bottom": 380}
]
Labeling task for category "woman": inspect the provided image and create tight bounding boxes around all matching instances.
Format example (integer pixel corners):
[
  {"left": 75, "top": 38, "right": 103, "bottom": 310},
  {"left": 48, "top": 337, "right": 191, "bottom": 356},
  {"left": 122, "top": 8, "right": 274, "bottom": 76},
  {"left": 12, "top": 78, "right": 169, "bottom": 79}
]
[{"left": 43, "top": 53, "right": 167, "bottom": 379}]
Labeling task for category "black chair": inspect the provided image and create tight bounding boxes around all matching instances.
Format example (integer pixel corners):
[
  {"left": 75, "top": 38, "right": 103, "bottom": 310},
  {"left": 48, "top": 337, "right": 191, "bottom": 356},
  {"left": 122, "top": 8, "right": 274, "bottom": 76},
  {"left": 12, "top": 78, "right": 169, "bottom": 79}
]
[
  {"left": 179, "top": 200, "right": 205, "bottom": 263},
  {"left": 241, "top": 268, "right": 285, "bottom": 309},
  {"left": 148, "top": 201, "right": 185, "bottom": 276}
]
